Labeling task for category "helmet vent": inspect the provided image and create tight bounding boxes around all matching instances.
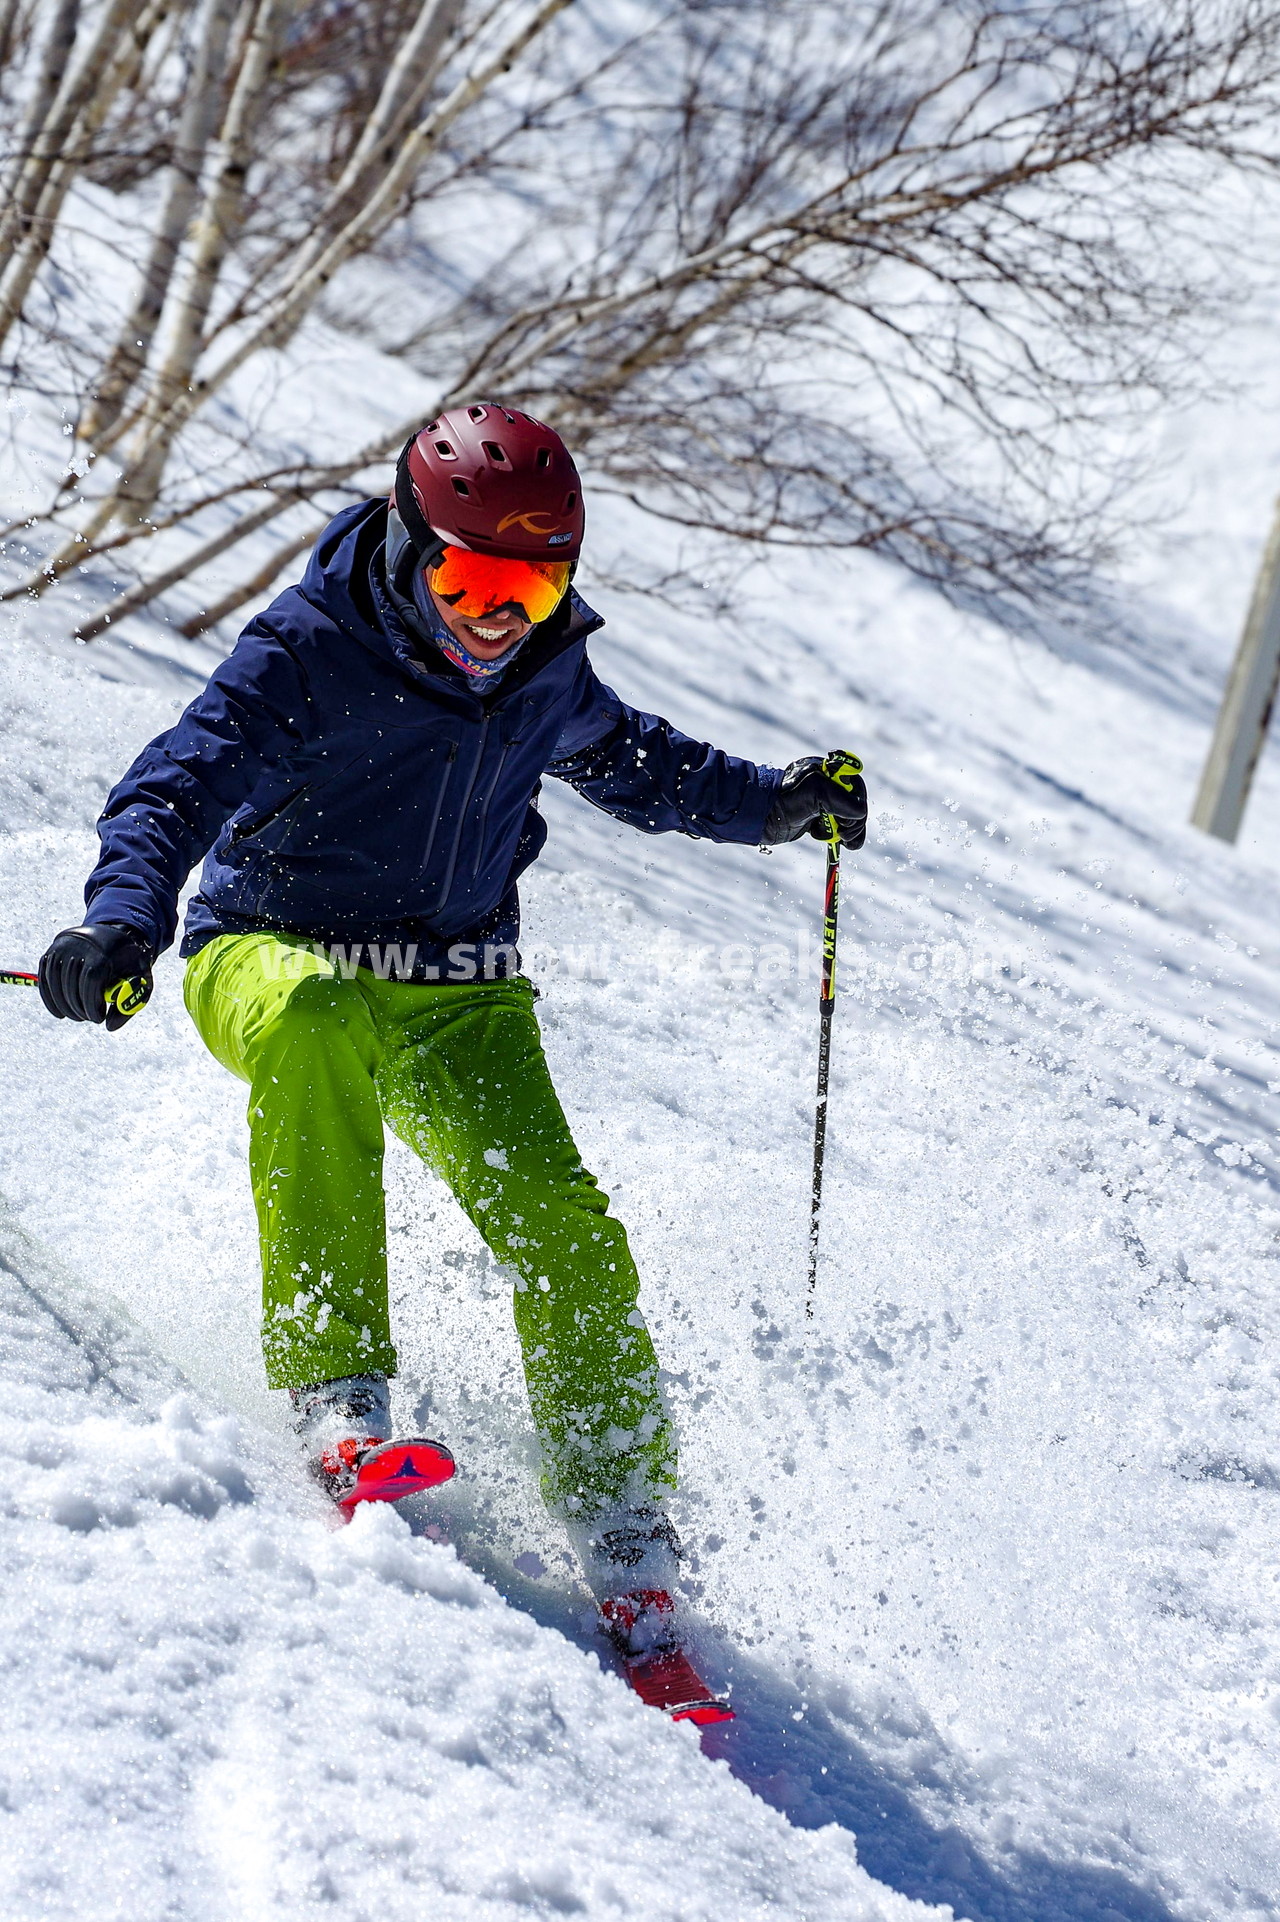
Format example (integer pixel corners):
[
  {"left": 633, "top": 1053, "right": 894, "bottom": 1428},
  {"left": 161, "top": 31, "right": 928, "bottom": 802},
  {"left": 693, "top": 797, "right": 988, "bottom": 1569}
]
[{"left": 405, "top": 404, "right": 581, "bottom": 562}]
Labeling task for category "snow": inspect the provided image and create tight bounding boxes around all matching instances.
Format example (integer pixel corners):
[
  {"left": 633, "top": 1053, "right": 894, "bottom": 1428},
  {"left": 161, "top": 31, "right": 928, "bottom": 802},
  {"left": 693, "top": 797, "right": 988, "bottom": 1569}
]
[
  {"left": 4, "top": 192, "right": 1280, "bottom": 1922},
  {"left": 0, "top": 1208, "right": 941, "bottom": 1921}
]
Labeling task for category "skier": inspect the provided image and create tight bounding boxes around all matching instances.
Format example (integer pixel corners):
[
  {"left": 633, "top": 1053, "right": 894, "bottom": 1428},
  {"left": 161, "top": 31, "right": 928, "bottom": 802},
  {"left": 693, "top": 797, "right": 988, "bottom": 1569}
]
[{"left": 38, "top": 403, "right": 866, "bottom": 1721}]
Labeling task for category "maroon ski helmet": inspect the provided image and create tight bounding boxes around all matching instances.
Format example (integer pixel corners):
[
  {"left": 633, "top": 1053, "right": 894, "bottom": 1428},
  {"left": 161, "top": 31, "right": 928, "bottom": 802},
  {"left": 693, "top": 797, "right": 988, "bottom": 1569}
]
[{"left": 394, "top": 402, "right": 584, "bottom": 563}]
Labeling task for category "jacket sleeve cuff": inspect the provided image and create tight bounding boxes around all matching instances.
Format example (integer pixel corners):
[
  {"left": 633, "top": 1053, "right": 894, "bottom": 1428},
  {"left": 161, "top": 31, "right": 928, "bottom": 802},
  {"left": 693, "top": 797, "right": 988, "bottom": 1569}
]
[
  {"left": 81, "top": 888, "right": 170, "bottom": 958},
  {"left": 715, "top": 764, "right": 784, "bottom": 845}
]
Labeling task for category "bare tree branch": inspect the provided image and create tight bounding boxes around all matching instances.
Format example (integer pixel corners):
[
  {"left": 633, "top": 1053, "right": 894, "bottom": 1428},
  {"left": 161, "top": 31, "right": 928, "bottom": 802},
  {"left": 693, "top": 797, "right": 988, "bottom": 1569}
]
[
  {"left": 176, "top": 516, "right": 325, "bottom": 635},
  {"left": 5, "top": 0, "right": 1280, "bottom": 640}
]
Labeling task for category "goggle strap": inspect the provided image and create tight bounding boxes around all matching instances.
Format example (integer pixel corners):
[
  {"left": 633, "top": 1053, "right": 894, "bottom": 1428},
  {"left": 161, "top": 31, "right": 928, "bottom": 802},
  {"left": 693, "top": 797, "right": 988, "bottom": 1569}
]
[
  {"left": 394, "top": 436, "right": 444, "bottom": 565},
  {"left": 390, "top": 531, "right": 445, "bottom": 605}
]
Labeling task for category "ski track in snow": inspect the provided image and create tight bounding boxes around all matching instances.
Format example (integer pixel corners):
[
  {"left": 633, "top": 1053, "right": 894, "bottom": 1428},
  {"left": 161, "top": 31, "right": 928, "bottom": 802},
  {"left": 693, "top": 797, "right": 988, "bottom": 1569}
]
[{"left": 4, "top": 247, "right": 1280, "bottom": 1921}]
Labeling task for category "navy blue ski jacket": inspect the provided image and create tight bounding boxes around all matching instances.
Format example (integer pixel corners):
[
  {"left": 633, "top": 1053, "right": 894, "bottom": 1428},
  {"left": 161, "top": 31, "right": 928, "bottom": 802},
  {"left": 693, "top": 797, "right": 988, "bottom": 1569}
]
[{"left": 83, "top": 499, "right": 782, "bottom": 978}]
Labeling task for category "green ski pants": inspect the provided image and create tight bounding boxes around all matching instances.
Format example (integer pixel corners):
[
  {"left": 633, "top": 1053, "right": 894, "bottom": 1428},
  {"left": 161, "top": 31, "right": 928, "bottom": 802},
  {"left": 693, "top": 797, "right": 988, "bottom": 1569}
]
[{"left": 183, "top": 931, "right": 676, "bottom": 1517}]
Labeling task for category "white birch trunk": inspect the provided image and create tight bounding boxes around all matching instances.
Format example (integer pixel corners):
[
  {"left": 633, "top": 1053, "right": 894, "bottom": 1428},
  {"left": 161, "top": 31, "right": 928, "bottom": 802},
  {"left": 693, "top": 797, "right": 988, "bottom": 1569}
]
[
  {"left": 2, "top": 0, "right": 82, "bottom": 200},
  {"left": 71, "top": 408, "right": 431, "bottom": 638},
  {"left": 82, "top": 0, "right": 243, "bottom": 448},
  {"left": 176, "top": 518, "right": 326, "bottom": 636},
  {"left": 0, "top": 0, "right": 141, "bottom": 261},
  {"left": 115, "top": 0, "right": 574, "bottom": 505},
  {"left": 1191, "top": 497, "right": 1280, "bottom": 843},
  {"left": 0, "top": 0, "right": 27, "bottom": 72},
  {"left": 286, "top": 0, "right": 461, "bottom": 283},
  {"left": 117, "top": 0, "right": 301, "bottom": 518},
  {"left": 0, "top": 0, "right": 175, "bottom": 350}
]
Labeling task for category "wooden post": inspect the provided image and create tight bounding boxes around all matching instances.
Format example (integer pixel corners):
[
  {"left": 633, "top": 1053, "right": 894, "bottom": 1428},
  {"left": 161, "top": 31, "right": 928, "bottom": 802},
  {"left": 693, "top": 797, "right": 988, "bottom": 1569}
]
[{"left": 1192, "top": 495, "right": 1280, "bottom": 843}]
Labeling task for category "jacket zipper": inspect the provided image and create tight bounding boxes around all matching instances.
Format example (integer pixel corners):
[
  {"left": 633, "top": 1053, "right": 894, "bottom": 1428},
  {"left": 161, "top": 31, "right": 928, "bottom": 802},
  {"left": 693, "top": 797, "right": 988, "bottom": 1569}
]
[
  {"left": 471, "top": 737, "right": 513, "bottom": 879},
  {"left": 420, "top": 741, "right": 458, "bottom": 873},
  {"left": 435, "top": 714, "right": 489, "bottom": 914}
]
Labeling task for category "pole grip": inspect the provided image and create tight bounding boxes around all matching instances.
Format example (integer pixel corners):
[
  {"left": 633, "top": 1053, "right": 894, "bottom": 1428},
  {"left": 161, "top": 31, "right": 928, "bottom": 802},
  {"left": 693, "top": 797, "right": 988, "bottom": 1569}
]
[
  {"left": 2, "top": 968, "right": 149, "bottom": 1019},
  {"left": 819, "top": 820, "right": 840, "bottom": 1004},
  {"left": 105, "top": 976, "right": 150, "bottom": 1019}
]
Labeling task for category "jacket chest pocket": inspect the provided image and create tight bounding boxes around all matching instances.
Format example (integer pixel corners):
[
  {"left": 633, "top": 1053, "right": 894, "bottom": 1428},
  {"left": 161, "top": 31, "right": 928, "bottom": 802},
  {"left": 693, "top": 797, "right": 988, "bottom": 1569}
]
[
  {"left": 226, "top": 782, "right": 313, "bottom": 851},
  {"left": 228, "top": 735, "right": 391, "bottom": 854}
]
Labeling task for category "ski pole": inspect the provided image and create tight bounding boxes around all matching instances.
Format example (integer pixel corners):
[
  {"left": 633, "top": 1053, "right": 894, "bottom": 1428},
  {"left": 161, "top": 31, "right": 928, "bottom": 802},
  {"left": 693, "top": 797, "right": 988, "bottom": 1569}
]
[
  {"left": 806, "top": 825, "right": 840, "bottom": 1316},
  {"left": 806, "top": 749, "right": 863, "bottom": 1318},
  {"left": 1, "top": 966, "right": 150, "bottom": 1019}
]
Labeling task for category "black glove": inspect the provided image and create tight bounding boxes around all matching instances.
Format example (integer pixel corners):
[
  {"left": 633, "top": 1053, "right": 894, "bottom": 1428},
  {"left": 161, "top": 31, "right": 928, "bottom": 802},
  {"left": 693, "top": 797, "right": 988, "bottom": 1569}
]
[
  {"left": 764, "top": 751, "right": 868, "bottom": 848},
  {"left": 38, "top": 923, "right": 155, "bottom": 1030}
]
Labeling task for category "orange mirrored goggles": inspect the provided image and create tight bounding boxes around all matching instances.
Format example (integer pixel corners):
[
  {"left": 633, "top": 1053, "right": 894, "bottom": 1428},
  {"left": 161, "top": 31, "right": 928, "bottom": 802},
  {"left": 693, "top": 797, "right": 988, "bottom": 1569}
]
[{"left": 427, "top": 545, "right": 571, "bottom": 626}]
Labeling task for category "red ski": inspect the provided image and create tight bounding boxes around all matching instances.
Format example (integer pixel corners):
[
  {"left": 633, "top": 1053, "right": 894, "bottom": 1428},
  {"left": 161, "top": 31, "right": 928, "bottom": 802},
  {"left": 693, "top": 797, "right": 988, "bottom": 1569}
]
[
  {"left": 621, "top": 1647, "right": 735, "bottom": 1726},
  {"left": 313, "top": 1435, "right": 455, "bottom": 1518},
  {"left": 601, "top": 1589, "right": 734, "bottom": 1726}
]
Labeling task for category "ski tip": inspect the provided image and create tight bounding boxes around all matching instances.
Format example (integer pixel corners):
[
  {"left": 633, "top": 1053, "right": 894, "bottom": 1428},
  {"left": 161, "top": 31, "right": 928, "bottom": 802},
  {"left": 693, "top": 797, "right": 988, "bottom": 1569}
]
[
  {"left": 671, "top": 1699, "right": 736, "bottom": 1727},
  {"left": 337, "top": 1437, "right": 456, "bottom": 1514},
  {"left": 622, "top": 1648, "right": 735, "bottom": 1727}
]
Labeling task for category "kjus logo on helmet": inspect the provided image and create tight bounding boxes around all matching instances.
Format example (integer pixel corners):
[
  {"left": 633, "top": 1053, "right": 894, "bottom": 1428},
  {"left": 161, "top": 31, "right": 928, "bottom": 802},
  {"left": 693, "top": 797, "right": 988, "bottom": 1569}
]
[{"left": 496, "top": 509, "right": 563, "bottom": 535}]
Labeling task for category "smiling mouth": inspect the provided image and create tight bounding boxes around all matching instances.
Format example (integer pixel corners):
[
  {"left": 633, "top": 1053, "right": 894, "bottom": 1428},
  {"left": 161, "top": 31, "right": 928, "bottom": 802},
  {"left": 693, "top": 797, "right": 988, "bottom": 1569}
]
[{"left": 464, "top": 623, "right": 515, "bottom": 643}]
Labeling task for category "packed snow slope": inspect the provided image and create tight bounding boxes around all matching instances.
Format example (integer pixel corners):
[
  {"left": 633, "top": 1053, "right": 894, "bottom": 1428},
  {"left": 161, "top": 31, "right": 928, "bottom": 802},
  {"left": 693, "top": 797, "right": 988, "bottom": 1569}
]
[{"left": 5, "top": 332, "right": 1280, "bottom": 1919}]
